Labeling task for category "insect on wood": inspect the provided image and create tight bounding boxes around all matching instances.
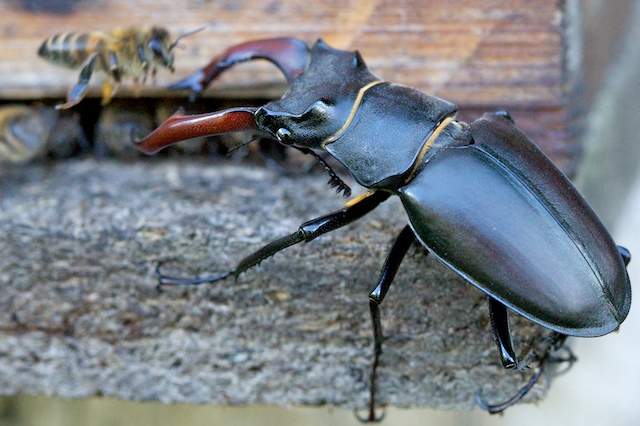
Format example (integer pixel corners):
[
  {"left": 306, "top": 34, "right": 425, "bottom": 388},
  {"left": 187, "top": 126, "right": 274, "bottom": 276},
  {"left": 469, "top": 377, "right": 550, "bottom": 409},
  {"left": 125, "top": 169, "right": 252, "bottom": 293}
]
[
  {"left": 38, "top": 27, "right": 202, "bottom": 109},
  {"left": 132, "top": 37, "right": 632, "bottom": 421}
]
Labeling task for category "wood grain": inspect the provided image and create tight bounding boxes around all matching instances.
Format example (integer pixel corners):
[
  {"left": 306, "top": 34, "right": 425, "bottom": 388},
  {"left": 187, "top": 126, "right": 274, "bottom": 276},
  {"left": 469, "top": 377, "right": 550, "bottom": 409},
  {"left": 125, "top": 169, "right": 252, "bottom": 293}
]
[
  {"left": 2, "top": 0, "right": 566, "bottom": 103},
  {"left": 0, "top": 0, "right": 576, "bottom": 167}
]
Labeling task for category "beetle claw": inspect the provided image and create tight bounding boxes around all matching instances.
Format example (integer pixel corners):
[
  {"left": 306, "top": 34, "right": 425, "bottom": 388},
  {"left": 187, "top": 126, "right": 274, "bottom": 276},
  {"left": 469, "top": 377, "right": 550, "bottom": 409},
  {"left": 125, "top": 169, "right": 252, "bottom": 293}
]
[
  {"left": 167, "top": 70, "right": 205, "bottom": 101},
  {"left": 154, "top": 261, "right": 231, "bottom": 289},
  {"left": 477, "top": 333, "right": 573, "bottom": 413},
  {"left": 133, "top": 107, "right": 259, "bottom": 155},
  {"left": 475, "top": 364, "right": 544, "bottom": 414}
]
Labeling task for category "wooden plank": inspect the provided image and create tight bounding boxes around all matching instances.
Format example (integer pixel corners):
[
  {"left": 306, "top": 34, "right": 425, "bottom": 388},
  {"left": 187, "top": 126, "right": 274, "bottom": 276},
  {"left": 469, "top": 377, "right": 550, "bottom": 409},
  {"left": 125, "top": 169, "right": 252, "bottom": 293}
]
[
  {"left": 2, "top": 0, "right": 566, "bottom": 105},
  {"left": 0, "top": 159, "right": 558, "bottom": 411},
  {"left": 0, "top": 0, "right": 576, "bottom": 168},
  {"left": 2, "top": 1, "right": 639, "bottom": 416},
  {"left": 2, "top": 1, "right": 640, "bottom": 421}
]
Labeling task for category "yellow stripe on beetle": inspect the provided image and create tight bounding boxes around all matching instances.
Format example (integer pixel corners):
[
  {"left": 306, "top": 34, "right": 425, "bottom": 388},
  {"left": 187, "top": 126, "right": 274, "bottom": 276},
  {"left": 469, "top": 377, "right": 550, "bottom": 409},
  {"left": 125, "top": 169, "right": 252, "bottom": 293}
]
[{"left": 321, "top": 80, "right": 384, "bottom": 146}]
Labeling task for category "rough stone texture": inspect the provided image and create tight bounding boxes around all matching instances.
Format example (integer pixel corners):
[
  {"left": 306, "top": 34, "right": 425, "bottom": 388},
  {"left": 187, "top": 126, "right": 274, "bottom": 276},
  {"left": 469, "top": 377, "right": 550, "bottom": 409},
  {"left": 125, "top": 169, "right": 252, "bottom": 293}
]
[{"left": 0, "top": 158, "right": 556, "bottom": 410}]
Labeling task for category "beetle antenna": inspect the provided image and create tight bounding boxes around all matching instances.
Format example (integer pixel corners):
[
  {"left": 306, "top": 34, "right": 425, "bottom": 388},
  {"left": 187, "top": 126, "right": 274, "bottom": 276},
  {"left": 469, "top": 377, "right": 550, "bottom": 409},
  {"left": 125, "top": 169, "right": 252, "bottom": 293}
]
[
  {"left": 295, "top": 147, "right": 351, "bottom": 198},
  {"left": 226, "top": 136, "right": 257, "bottom": 155}
]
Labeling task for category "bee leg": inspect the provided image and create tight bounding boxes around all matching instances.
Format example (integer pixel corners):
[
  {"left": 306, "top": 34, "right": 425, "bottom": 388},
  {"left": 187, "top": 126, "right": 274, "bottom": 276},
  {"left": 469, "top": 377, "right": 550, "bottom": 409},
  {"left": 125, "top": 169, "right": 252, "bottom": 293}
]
[
  {"left": 108, "top": 51, "right": 122, "bottom": 83},
  {"left": 55, "top": 52, "right": 99, "bottom": 109},
  {"left": 101, "top": 82, "right": 120, "bottom": 106},
  {"left": 137, "top": 45, "right": 150, "bottom": 84},
  {"left": 137, "top": 45, "right": 149, "bottom": 66},
  {"left": 90, "top": 51, "right": 121, "bottom": 106}
]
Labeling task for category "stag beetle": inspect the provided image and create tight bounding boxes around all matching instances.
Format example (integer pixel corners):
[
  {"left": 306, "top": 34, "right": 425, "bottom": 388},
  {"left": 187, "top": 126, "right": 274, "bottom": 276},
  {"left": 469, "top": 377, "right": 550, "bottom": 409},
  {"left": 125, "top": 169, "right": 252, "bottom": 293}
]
[{"left": 134, "top": 38, "right": 632, "bottom": 420}]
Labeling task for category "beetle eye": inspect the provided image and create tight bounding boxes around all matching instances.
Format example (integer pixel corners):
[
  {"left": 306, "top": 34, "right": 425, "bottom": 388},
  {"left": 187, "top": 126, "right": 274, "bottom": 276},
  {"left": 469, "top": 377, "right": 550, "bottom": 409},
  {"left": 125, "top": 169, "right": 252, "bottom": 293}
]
[
  {"left": 314, "top": 98, "right": 332, "bottom": 110},
  {"left": 276, "top": 128, "right": 292, "bottom": 144}
]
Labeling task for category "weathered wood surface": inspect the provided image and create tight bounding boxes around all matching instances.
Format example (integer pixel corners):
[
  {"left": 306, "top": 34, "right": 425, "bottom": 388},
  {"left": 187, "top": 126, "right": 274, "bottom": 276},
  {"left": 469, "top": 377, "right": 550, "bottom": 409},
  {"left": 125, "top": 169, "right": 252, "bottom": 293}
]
[
  {"left": 0, "top": 0, "right": 625, "bottom": 413},
  {"left": 1, "top": 0, "right": 576, "bottom": 167},
  {"left": 2, "top": 0, "right": 566, "bottom": 104},
  {"left": 0, "top": 159, "right": 557, "bottom": 409}
]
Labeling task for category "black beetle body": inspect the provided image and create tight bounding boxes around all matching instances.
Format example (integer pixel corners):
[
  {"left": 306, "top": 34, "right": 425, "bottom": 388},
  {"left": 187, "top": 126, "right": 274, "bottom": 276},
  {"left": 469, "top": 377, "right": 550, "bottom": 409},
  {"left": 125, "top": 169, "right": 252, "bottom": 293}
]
[
  {"left": 255, "top": 40, "right": 630, "bottom": 336},
  {"left": 399, "top": 113, "right": 630, "bottom": 336},
  {"left": 135, "top": 38, "right": 631, "bottom": 419}
]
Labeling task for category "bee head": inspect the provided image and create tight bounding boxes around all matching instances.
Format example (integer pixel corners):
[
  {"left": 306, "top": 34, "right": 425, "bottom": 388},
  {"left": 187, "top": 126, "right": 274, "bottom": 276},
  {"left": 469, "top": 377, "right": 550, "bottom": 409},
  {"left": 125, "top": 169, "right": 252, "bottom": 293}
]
[{"left": 148, "top": 27, "right": 174, "bottom": 71}]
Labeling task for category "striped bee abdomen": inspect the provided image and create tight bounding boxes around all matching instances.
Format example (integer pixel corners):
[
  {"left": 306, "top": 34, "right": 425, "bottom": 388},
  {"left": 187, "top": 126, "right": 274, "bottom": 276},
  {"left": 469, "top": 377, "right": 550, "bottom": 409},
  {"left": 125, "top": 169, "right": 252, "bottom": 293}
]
[{"left": 38, "top": 33, "right": 105, "bottom": 68}]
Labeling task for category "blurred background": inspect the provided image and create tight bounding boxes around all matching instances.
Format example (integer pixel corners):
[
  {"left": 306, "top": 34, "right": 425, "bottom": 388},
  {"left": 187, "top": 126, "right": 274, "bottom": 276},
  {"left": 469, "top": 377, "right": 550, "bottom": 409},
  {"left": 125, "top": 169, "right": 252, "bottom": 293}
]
[{"left": 1, "top": 0, "right": 639, "bottom": 425}]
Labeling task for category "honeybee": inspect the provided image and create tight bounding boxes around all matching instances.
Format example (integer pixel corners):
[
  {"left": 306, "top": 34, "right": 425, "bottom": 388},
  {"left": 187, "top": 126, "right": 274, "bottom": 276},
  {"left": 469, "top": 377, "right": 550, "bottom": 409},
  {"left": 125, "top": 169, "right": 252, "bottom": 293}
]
[
  {"left": 0, "top": 105, "right": 54, "bottom": 164},
  {"left": 38, "top": 27, "right": 200, "bottom": 109}
]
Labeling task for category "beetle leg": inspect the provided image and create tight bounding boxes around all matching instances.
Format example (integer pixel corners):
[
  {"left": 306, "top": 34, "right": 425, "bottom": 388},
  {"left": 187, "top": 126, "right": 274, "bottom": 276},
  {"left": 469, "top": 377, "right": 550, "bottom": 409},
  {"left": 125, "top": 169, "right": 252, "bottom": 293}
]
[
  {"left": 168, "top": 37, "right": 310, "bottom": 100},
  {"left": 476, "top": 332, "right": 572, "bottom": 413},
  {"left": 295, "top": 147, "right": 352, "bottom": 197},
  {"left": 618, "top": 246, "right": 631, "bottom": 266},
  {"left": 476, "top": 362, "right": 545, "bottom": 414},
  {"left": 155, "top": 191, "right": 391, "bottom": 287},
  {"left": 354, "top": 225, "right": 416, "bottom": 422},
  {"left": 488, "top": 297, "right": 519, "bottom": 369}
]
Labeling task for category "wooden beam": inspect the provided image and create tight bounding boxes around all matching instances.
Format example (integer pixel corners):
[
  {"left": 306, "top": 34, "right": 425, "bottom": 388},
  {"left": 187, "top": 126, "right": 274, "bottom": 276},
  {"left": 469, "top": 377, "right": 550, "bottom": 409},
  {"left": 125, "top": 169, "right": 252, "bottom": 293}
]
[{"left": 1, "top": 0, "right": 577, "bottom": 167}]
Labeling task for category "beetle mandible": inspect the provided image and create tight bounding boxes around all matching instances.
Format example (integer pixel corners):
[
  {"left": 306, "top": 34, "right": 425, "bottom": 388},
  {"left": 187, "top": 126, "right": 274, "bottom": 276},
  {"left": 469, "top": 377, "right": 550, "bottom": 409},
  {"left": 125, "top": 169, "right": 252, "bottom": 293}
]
[{"left": 133, "top": 38, "right": 632, "bottom": 420}]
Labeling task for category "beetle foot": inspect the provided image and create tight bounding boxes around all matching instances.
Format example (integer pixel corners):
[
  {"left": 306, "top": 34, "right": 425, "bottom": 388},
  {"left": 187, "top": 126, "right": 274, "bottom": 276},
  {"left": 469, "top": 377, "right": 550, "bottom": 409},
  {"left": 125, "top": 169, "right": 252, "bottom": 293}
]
[
  {"left": 476, "top": 364, "right": 544, "bottom": 414},
  {"left": 167, "top": 70, "right": 205, "bottom": 102},
  {"left": 542, "top": 342, "right": 577, "bottom": 377},
  {"left": 154, "top": 261, "right": 231, "bottom": 289},
  {"left": 354, "top": 406, "right": 386, "bottom": 423},
  {"left": 476, "top": 333, "right": 573, "bottom": 414}
]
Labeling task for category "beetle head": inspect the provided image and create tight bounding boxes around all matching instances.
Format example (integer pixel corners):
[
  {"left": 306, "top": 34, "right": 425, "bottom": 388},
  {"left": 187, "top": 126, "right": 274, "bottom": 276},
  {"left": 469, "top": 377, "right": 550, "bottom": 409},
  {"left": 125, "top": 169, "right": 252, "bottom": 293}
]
[{"left": 255, "top": 40, "right": 380, "bottom": 149}]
